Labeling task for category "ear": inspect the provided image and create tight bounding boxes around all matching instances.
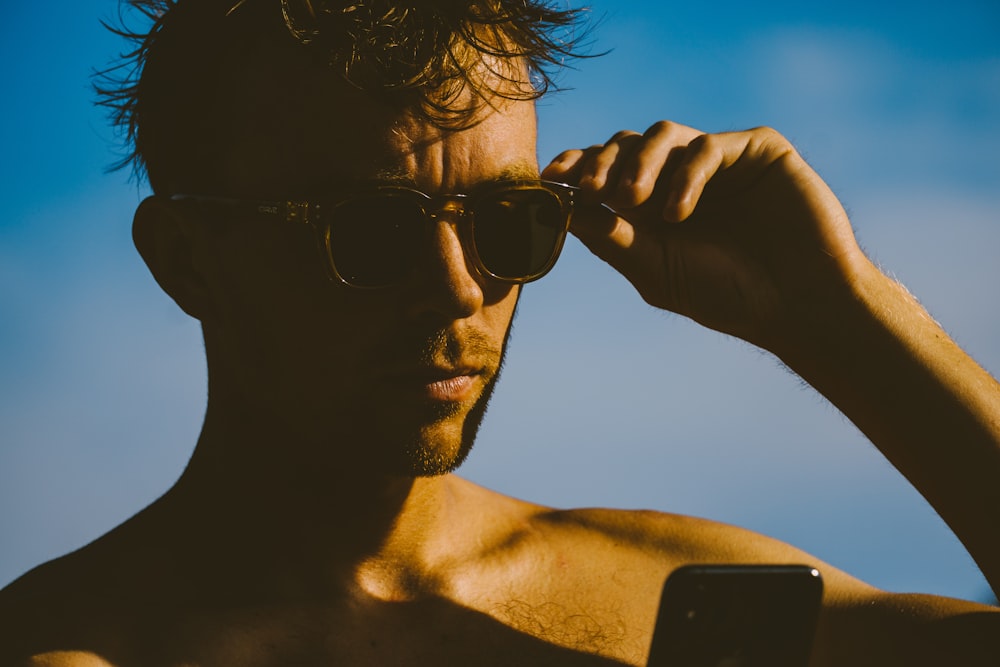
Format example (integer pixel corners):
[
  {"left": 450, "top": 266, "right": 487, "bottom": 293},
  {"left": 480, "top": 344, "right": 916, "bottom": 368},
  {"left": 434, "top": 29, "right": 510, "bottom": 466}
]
[{"left": 133, "top": 196, "right": 215, "bottom": 321}]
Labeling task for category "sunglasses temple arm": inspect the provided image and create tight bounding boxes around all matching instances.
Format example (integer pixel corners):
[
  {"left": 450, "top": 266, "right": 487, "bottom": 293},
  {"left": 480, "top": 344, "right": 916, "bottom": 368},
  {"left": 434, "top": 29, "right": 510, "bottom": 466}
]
[
  {"left": 555, "top": 184, "right": 619, "bottom": 218},
  {"left": 169, "top": 194, "right": 316, "bottom": 227}
]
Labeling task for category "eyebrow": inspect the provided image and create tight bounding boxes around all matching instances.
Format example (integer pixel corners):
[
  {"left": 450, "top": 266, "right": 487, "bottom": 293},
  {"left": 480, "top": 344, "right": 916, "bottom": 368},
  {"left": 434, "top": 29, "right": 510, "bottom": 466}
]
[
  {"left": 494, "top": 162, "right": 541, "bottom": 182},
  {"left": 321, "top": 161, "right": 541, "bottom": 191}
]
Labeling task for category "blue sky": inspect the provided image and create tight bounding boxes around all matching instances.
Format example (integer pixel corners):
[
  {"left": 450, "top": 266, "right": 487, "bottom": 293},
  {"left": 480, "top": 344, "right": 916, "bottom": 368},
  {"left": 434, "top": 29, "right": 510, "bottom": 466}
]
[{"left": 2, "top": 1, "right": 999, "bottom": 604}]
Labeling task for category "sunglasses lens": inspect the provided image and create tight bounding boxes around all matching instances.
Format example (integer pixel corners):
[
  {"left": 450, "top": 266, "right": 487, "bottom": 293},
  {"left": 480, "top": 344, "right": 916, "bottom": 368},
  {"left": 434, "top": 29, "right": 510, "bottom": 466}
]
[
  {"left": 328, "top": 194, "right": 423, "bottom": 288},
  {"left": 473, "top": 188, "right": 565, "bottom": 281},
  {"left": 326, "top": 184, "right": 568, "bottom": 288}
]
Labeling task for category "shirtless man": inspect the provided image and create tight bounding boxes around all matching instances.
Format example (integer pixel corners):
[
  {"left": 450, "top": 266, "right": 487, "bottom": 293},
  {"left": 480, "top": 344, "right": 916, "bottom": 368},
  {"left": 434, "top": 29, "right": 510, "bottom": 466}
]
[{"left": 2, "top": 1, "right": 998, "bottom": 665}]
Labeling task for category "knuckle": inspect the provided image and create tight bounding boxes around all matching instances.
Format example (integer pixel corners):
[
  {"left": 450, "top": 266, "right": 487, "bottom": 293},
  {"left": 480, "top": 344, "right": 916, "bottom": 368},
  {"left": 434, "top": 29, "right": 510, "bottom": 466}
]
[
  {"left": 750, "top": 125, "right": 784, "bottom": 144},
  {"left": 645, "top": 120, "right": 676, "bottom": 136},
  {"left": 553, "top": 148, "right": 583, "bottom": 162},
  {"left": 588, "top": 143, "right": 624, "bottom": 173},
  {"left": 749, "top": 126, "right": 793, "bottom": 155},
  {"left": 688, "top": 132, "right": 714, "bottom": 151},
  {"left": 750, "top": 125, "right": 779, "bottom": 138},
  {"left": 609, "top": 129, "right": 639, "bottom": 142}
]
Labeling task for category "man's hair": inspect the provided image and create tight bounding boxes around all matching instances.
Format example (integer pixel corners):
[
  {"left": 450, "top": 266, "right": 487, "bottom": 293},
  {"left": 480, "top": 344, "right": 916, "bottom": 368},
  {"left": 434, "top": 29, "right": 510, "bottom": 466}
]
[{"left": 95, "top": 0, "right": 593, "bottom": 192}]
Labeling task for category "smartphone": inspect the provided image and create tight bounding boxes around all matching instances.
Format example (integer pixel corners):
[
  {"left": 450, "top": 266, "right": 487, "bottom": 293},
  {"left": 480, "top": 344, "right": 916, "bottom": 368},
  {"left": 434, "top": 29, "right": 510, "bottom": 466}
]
[{"left": 646, "top": 564, "right": 823, "bottom": 667}]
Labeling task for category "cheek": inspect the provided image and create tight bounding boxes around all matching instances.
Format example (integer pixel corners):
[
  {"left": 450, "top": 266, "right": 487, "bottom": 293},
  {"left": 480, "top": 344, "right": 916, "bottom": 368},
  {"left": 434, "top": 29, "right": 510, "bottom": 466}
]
[
  {"left": 483, "top": 284, "right": 520, "bottom": 343},
  {"left": 205, "top": 227, "right": 361, "bottom": 381},
  {"left": 211, "top": 281, "right": 387, "bottom": 424}
]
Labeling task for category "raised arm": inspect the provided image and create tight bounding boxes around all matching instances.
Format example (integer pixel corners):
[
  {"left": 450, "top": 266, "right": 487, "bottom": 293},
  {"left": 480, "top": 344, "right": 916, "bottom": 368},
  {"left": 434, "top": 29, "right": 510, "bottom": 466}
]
[{"left": 540, "top": 120, "right": 1000, "bottom": 594}]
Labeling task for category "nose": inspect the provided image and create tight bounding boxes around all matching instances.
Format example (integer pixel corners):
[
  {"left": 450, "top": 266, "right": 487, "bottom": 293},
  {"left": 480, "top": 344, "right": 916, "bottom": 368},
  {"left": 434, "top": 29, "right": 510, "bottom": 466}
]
[{"left": 403, "top": 210, "right": 484, "bottom": 322}]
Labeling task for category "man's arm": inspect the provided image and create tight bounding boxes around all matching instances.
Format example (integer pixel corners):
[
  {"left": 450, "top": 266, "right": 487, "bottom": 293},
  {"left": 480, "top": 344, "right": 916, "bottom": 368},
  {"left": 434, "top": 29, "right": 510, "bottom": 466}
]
[
  {"left": 772, "top": 250, "right": 1000, "bottom": 594},
  {"left": 540, "top": 121, "right": 1000, "bottom": 595}
]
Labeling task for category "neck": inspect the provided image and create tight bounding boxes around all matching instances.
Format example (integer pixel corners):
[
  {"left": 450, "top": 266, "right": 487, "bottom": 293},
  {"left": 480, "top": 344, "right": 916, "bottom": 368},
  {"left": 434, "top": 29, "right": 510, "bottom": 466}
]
[{"left": 159, "top": 385, "right": 469, "bottom": 601}]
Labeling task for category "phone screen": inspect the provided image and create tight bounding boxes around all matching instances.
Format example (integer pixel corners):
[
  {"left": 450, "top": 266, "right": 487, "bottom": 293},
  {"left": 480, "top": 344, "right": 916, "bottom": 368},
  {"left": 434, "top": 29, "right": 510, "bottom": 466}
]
[{"left": 646, "top": 565, "right": 823, "bottom": 667}]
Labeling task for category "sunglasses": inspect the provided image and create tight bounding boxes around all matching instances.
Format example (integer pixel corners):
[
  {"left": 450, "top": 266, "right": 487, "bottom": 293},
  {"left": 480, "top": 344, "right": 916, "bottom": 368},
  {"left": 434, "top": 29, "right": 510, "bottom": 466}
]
[{"left": 170, "top": 179, "right": 581, "bottom": 289}]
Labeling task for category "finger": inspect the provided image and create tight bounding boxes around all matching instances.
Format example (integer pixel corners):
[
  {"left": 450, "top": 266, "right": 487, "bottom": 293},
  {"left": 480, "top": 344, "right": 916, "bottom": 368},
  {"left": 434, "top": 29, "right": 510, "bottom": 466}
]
[
  {"left": 568, "top": 203, "right": 638, "bottom": 265},
  {"left": 610, "top": 121, "right": 702, "bottom": 210},
  {"left": 662, "top": 132, "right": 744, "bottom": 222},
  {"left": 576, "top": 130, "right": 641, "bottom": 197},
  {"left": 541, "top": 148, "right": 587, "bottom": 182},
  {"left": 542, "top": 144, "right": 620, "bottom": 192},
  {"left": 569, "top": 203, "right": 673, "bottom": 312},
  {"left": 542, "top": 131, "right": 644, "bottom": 198}
]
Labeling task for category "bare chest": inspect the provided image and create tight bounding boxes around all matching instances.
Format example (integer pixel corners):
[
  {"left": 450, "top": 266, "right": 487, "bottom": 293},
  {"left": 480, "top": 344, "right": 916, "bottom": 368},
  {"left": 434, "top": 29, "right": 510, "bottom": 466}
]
[{"left": 138, "top": 595, "right": 646, "bottom": 667}]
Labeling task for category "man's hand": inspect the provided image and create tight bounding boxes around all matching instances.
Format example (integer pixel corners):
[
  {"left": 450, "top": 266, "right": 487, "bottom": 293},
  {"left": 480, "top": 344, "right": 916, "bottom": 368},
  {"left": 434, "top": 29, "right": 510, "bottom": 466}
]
[
  {"left": 541, "top": 121, "right": 869, "bottom": 353},
  {"left": 545, "top": 120, "right": 1000, "bottom": 595}
]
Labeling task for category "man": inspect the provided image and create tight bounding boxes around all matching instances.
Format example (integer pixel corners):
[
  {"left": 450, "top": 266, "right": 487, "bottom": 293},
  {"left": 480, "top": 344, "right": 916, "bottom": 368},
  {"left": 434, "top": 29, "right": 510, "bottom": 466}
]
[{"left": 1, "top": 0, "right": 997, "bottom": 664}]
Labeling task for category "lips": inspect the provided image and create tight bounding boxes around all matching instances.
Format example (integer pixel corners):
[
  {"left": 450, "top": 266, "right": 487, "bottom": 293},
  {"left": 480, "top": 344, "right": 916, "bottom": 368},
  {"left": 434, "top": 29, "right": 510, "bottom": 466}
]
[
  {"left": 374, "top": 328, "right": 499, "bottom": 403},
  {"left": 383, "top": 365, "right": 483, "bottom": 402},
  {"left": 423, "top": 373, "right": 477, "bottom": 401}
]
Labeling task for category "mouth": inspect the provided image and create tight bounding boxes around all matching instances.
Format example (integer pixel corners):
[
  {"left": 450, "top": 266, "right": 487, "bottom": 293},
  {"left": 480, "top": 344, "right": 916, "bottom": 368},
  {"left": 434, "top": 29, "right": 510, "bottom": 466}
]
[
  {"left": 422, "top": 373, "right": 478, "bottom": 402},
  {"left": 384, "top": 365, "right": 484, "bottom": 403}
]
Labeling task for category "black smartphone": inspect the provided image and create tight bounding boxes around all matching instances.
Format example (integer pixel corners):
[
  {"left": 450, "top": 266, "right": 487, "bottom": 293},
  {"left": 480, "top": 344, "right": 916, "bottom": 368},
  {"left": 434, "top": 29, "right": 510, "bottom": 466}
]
[{"left": 646, "top": 564, "right": 824, "bottom": 667}]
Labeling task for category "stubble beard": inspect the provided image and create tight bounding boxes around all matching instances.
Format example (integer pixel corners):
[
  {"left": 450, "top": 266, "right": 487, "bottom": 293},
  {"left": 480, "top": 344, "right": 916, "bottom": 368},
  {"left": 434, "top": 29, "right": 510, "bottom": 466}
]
[
  {"left": 396, "top": 364, "right": 502, "bottom": 476},
  {"left": 319, "top": 301, "right": 518, "bottom": 479},
  {"left": 377, "top": 313, "right": 515, "bottom": 477}
]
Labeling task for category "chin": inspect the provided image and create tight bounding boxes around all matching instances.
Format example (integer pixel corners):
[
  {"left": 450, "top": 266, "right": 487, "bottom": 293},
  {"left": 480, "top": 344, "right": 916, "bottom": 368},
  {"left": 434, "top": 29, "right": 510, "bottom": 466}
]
[
  {"left": 388, "top": 417, "right": 474, "bottom": 477},
  {"left": 337, "top": 360, "right": 500, "bottom": 477},
  {"left": 381, "top": 395, "right": 492, "bottom": 477},
  {"left": 400, "top": 442, "right": 473, "bottom": 477}
]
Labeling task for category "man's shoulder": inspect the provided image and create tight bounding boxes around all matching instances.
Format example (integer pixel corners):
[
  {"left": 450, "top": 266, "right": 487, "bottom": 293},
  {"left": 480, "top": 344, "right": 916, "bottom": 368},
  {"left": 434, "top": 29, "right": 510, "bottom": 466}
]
[
  {"left": 529, "top": 505, "right": 790, "bottom": 560},
  {"left": 1, "top": 548, "right": 91, "bottom": 616},
  {"left": 1, "top": 555, "right": 82, "bottom": 662},
  {"left": 0, "top": 521, "right": 165, "bottom": 665},
  {"left": 0, "top": 547, "right": 115, "bottom": 659},
  {"left": 456, "top": 476, "right": 838, "bottom": 567},
  {"left": 457, "top": 501, "right": 837, "bottom": 662},
  {"left": 517, "top": 503, "right": 859, "bottom": 593},
  {"left": 0, "top": 521, "right": 150, "bottom": 607}
]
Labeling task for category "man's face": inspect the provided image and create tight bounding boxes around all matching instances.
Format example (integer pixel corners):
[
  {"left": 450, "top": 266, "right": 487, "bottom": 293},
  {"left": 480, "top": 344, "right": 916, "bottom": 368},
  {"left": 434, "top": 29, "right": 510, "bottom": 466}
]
[{"left": 197, "top": 72, "right": 538, "bottom": 477}]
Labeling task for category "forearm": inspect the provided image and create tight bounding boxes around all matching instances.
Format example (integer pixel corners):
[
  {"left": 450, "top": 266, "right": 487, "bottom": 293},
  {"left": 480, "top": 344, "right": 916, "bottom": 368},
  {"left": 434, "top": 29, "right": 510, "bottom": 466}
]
[{"left": 773, "top": 258, "right": 1000, "bottom": 594}]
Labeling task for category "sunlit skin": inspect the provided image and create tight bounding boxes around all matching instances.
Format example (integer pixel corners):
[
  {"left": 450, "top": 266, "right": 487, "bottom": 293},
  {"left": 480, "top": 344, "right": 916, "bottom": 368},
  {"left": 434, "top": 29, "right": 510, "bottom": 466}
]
[{"left": 3, "top": 39, "right": 1000, "bottom": 667}]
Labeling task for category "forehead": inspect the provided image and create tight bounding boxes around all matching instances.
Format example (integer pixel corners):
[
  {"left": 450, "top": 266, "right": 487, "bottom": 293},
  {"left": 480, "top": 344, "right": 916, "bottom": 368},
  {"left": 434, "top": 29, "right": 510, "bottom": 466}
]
[{"left": 219, "top": 56, "right": 539, "bottom": 197}]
